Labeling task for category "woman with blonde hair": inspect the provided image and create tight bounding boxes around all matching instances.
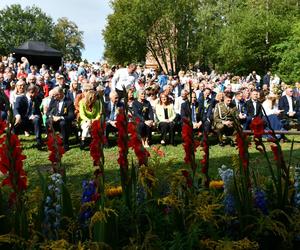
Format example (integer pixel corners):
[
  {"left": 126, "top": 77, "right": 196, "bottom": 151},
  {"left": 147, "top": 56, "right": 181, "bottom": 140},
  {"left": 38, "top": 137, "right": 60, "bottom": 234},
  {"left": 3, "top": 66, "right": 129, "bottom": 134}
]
[
  {"left": 155, "top": 92, "right": 176, "bottom": 145},
  {"left": 78, "top": 90, "right": 103, "bottom": 149},
  {"left": 262, "top": 94, "right": 285, "bottom": 139}
]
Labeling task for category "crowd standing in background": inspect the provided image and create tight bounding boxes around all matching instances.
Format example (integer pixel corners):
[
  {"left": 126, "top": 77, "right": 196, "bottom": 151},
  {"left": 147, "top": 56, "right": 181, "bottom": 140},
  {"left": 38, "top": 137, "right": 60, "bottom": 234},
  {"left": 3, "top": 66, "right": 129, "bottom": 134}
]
[{"left": 0, "top": 54, "right": 299, "bottom": 151}]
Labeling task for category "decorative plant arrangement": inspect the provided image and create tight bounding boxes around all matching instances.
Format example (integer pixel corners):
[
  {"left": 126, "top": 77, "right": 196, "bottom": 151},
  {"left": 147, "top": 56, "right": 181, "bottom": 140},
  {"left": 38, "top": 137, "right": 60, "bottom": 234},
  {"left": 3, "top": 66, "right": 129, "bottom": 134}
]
[{"left": 1, "top": 89, "right": 300, "bottom": 249}]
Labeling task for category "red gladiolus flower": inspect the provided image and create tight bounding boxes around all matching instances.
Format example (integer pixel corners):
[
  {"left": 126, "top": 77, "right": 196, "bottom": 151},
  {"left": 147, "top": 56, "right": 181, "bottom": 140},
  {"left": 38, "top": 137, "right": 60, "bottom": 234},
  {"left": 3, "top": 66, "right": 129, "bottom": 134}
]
[
  {"left": 200, "top": 132, "right": 209, "bottom": 175},
  {"left": 250, "top": 117, "right": 265, "bottom": 138},
  {"left": 128, "top": 119, "right": 150, "bottom": 166},
  {"left": 0, "top": 134, "right": 27, "bottom": 205},
  {"left": 270, "top": 144, "right": 280, "bottom": 162},
  {"left": 0, "top": 119, "right": 6, "bottom": 135},
  {"left": 90, "top": 120, "right": 106, "bottom": 166},
  {"left": 151, "top": 146, "right": 165, "bottom": 157},
  {"left": 116, "top": 110, "right": 129, "bottom": 169},
  {"left": 47, "top": 131, "right": 65, "bottom": 166},
  {"left": 182, "top": 118, "right": 194, "bottom": 164},
  {"left": 181, "top": 170, "right": 192, "bottom": 188},
  {"left": 236, "top": 132, "right": 249, "bottom": 171}
]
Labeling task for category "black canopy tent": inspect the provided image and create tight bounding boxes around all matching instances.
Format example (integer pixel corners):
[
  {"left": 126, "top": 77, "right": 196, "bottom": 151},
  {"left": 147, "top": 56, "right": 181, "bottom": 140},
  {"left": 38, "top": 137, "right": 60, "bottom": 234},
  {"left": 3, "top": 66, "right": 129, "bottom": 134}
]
[{"left": 13, "top": 41, "right": 63, "bottom": 70}]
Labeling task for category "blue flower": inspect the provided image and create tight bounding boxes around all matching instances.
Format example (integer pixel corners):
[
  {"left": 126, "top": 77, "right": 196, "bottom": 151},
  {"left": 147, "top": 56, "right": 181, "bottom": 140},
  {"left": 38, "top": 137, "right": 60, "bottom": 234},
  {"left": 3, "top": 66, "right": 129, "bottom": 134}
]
[{"left": 254, "top": 189, "right": 268, "bottom": 215}]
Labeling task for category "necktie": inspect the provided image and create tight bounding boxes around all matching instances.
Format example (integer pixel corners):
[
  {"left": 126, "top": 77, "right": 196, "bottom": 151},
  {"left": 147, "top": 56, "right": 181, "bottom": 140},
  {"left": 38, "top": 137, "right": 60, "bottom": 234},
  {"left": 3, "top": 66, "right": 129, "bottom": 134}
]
[
  {"left": 192, "top": 105, "right": 196, "bottom": 122},
  {"left": 56, "top": 101, "right": 60, "bottom": 115},
  {"left": 110, "top": 104, "right": 115, "bottom": 120},
  {"left": 27, "top": 99, "right": 33, "bottom": 116},
  {"left": 253, "top": 102, "right": 257, "bottom": 116}
]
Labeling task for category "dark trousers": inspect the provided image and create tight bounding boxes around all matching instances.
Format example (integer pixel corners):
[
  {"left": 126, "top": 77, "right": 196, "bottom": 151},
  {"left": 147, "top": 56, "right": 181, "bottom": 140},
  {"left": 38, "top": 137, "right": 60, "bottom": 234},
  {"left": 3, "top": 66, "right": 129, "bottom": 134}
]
[
  {"left": 106, "top": 123, "right": 118, "bottom": 143},
  {"left": 14, "top": 116, "right": 42, "bottom": 144},
  {"left": 47, "top": 119, "right": 70, "bottom": 147},
  {"left": 202, "top": 120, "right": 211, "bottom": 133},
  {"left": 137, "top": 122, "right": 152, "bottom": 142},
  {"left": 158, "top": 121, "right": 175, "bottom": 144},
  {"left": 116, "top": 89, "right": 125, "bottom": 100}
]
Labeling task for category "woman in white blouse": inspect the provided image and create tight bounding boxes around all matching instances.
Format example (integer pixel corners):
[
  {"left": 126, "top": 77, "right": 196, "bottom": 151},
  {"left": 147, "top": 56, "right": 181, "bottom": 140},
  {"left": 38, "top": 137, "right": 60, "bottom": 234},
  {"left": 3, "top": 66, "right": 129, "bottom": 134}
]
[{"left": 262, "top": 94, "right": 285, "bottom": 139}]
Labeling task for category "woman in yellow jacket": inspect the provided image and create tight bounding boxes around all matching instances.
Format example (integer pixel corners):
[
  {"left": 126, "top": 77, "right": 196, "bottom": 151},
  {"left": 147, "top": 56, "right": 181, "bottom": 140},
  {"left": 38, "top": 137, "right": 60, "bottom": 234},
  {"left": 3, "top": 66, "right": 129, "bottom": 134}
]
[
  {"left": 155, "top": 92, "right": 176, "bottom": 145},
  {"left": 78, "top": 90, "right": 103, "bottom": 149}
]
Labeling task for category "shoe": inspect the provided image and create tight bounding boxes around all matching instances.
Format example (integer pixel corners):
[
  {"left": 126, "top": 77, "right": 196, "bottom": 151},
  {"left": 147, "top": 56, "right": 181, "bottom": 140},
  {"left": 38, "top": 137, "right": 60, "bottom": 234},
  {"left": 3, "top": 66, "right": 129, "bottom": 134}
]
[
  {"left": 230, "top": 140, "right": 235, "bottom": 147},
  {"left": 219, "top": 141, "right": 225, "bottom": 147},
  {"left": 160, "top": 140, "right": 166, "bottom": 145},
  {"left": 80, "top": 140, "right": 85, "bottom": 150},
  {"left": 64, "top": 144, "right": 70, "bottom": 151},
  {"left": 144, "top": 143, "right": 150, "bottom": 148},
  {"left": 25, "top": 131, "right": 30, "bottom": 137},
  {"left": 36, "top": 143, "right": 43, "bottom": 151}
]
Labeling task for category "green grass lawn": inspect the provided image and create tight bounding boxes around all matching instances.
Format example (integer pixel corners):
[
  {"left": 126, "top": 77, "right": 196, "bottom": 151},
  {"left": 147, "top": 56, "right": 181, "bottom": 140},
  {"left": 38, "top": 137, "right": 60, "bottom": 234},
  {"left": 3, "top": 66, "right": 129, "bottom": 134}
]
[{"left": 21, "top": 133, "right": 300, "bottom": 198}]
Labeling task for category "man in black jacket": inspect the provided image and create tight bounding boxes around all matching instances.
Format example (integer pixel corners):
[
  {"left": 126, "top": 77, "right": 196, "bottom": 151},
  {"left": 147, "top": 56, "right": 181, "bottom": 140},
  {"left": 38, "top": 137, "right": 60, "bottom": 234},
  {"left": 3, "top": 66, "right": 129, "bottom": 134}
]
[
  {"left": 244, "top": 90, "right": 263, "bottom": 129},
  {"left": 278, "top": 87, "right": 300, "bottom": 129},
  {"left": 46, "top": 87, "right": 75, "bottom": 151},
  {"left": 14, "top": 84, "right": 43, "bottom": 149}
]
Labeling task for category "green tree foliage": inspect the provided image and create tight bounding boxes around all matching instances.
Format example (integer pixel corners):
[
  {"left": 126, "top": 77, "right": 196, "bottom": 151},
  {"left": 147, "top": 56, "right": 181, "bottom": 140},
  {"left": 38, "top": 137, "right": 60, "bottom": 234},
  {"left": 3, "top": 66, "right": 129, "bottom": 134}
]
[
  {"left": 217, "top": 0, "right": 297, "bottom": 75},
  {"left": 103, "top": 0, "right": 148, "bottom": 66},
  {"left": 51, "top": 17, "right": 85, "bottom": 62},
  {"left": 271, "top": 20, "right": 300, "bottom": 83},
  {"left": 0, "top": 4, "right": 54, "bottom": 55},
  {"left": 103, "top": 0, "right": 200, "bottom": 72},
  {"left": 0, "top": 4, "right": 84, "bottom": 61},
  {"left": 104, "top": 0, "right": 300, "bottom": 77}
]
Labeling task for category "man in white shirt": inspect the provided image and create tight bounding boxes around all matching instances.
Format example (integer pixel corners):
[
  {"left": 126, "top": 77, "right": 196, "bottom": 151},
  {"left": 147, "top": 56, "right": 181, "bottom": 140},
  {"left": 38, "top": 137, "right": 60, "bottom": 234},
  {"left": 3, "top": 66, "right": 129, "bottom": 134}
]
[
  {"left": 111, "top": 63, "right": 138, "bottom": 99},
  {"left": 279, "top": 87, "right": 300, "bottom": 129}
]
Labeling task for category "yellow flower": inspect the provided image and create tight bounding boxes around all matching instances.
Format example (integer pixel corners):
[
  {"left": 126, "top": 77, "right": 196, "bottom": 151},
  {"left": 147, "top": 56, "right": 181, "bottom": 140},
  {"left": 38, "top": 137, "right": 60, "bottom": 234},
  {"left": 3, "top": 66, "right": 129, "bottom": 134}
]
[
  {"left": 209, "top": 180, "right": 224, "bottom": 189},
  {"left": 105, "top": 186, "right": 122, "bottom": 197}
]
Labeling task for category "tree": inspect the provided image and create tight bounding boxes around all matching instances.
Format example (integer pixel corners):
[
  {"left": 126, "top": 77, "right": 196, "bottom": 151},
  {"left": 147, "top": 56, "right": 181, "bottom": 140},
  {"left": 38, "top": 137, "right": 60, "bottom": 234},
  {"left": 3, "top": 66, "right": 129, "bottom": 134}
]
[
  {"left": 217, "top": 0, "right": 298, "bottom": 75},
  {"left": 103, "top": 0, "right": 200, "bottom": 73},
  {"left": 103, "top": 0, "right": 147, "bottom": 65},
  {"left": 51, "top": 17, "right": 84, "bottom": 62},
  {"left": 0, "top": 4, "right": 54, "bottom": 55},
  {"left": 271, "top": 20, "right": 300, "bottom": 83}
]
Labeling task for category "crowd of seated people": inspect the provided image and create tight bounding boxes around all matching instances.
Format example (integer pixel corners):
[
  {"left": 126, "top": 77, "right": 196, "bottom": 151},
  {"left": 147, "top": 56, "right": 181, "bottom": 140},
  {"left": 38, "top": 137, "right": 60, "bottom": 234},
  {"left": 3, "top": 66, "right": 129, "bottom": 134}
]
[{"left": 0, "top": 55, "right": 299, "bottom": 151}]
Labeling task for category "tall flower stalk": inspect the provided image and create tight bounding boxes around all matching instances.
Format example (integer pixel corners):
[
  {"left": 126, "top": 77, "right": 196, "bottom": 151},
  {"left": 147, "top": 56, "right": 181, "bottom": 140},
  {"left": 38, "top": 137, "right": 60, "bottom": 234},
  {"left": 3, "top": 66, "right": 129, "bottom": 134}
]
[
  {"left": 0, "top": 90, "right": 28, "bottom": 238},
  {"left": 90, "top": 117, "right": 106, "bottom": 203},
  {"left": 116, "top": 108, "right": 129, "bottom": 191},
  {"left": 200, "top": 132, "right": 210, "bottom": 186},
  {"left": 250, "top": 117, "right": 290, "bottom": 209},
  {"left": 47, "top": 124, "right": 65, "bottom": 176}
]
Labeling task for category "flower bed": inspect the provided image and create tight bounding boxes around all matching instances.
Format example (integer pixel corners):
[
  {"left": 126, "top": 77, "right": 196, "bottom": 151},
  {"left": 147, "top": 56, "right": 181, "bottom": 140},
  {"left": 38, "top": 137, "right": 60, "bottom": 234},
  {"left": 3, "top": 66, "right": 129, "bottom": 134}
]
[{"left": 1, "top": 90, "right": 300, "bottom": 249}]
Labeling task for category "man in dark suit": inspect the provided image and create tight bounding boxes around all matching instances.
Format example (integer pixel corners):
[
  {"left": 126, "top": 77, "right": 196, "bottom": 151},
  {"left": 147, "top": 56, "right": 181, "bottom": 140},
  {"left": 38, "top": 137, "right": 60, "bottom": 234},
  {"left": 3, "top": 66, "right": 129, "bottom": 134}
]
[
  {"left": 105, "top": 90, "right": 124, "bottom": 144},
  {"left": 14, "top": 85, "right": 43, "bottom": 149},
  {"left": 279, "top": 87, "right": 300, "bottom": 129},
  {"left": 244, "top": 89, "right": 263, "bottom": 129},
  {"left": 46, "top": 86, "right": 75, "bottom": 151},
  {"left": 198, "top": 88, "right": 214, "bottom": 132},
  {"left": 232, "top": 91, "right": 247, "bottom": 127},
  {"left": 181, "top": 92, "right": 202, "bottom": 130}
]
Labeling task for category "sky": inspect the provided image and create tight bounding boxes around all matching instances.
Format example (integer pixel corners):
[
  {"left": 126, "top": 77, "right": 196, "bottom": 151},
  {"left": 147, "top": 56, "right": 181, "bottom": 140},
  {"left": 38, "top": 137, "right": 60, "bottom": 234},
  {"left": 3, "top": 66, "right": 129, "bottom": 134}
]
[{"left": 0, "top": 0, "right": 112, "bottom": 62}]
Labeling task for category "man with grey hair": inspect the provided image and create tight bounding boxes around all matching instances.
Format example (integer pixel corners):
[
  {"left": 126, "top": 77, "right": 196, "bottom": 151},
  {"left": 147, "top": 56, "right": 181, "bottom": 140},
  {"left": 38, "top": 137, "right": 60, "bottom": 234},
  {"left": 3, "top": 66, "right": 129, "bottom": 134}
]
[
  {"left": 46, "top": 86, "right": 75, "bottom": 151},
  {"left": 105, "top": 90, "right": 124, "bottom": 145}
]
